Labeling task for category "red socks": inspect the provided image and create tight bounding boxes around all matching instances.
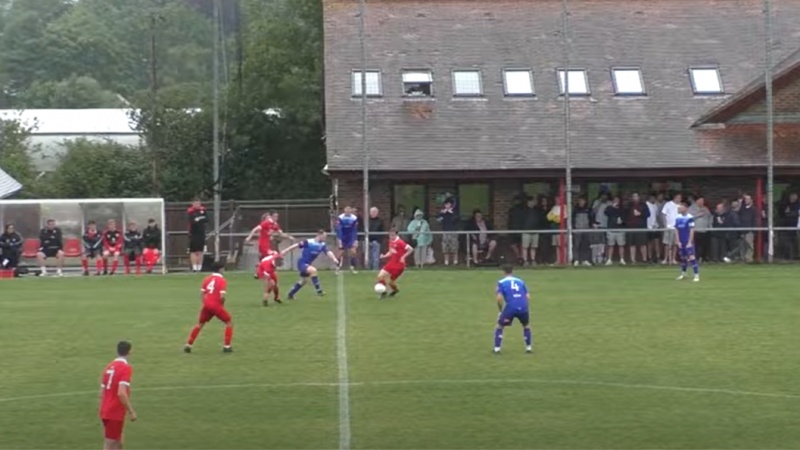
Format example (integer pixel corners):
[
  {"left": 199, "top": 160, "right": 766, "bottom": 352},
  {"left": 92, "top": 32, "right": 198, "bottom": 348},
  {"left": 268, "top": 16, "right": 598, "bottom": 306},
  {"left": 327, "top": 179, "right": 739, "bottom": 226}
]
[
  {"left": 111, "top": 260, "right": 119, "bottom": 274},
  {"left": 135, "top": 256, "right": 142, "bottom": 275},
  {"left": 81, "top": 259, "right": 88, "bottom": 271},
  {"left": 95, "top": 259, "right": 103, "bottom": 274},
  {"left": 124, "top": 257, "right": 131, "bottom": 274},
  {"left": 187, "top": 325, "right": 202, "bottom": 345},
  {"left": 224, "top": 325, "right": 233, "bottom": 347}
]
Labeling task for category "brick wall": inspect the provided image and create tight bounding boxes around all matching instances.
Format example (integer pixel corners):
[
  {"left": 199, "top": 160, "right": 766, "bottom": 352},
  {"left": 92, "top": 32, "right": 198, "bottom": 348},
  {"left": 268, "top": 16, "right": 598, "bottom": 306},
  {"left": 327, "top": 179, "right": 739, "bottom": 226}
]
[
  {"left": 335, "top": 177, "right": 392, "bottom": 223},
  {"left": 742, "top": 75, "right": 800, "bottom": 115}
]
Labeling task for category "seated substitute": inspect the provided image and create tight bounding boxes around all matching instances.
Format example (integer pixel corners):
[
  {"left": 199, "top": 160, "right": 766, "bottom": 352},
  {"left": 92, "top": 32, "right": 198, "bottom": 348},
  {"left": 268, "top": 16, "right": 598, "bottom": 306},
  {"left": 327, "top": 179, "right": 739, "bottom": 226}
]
[
  {"left": 141, "top": 219, "right": 162, "bottom": 274},
  {"left": 123, "top": 222, "right": 144, "bottom": 275},
  {"left": 81, "top": 221, "right": 104, "bottom": 276},
  {"left": 0, "top": 224, "right": 23, "bottom": 270},
  {"left": 36, "top": 219, "right": 65, "bottom": 277}
]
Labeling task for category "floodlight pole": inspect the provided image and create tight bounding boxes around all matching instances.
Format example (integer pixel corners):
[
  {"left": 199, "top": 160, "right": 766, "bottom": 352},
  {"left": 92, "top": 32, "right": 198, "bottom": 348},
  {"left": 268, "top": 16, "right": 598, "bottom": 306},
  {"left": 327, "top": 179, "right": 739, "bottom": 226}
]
[
  {"left": 562, "top": 0, "right": 573, "bottom": 265},
  {"left": 359, "top": 0, "right": 370, "bottom": 267},
  {"left": 212, "top": 0, "right": 222, "bottom": 261},
  {"left": 764, "top": 0, "right": 775, "bottom": 263}
]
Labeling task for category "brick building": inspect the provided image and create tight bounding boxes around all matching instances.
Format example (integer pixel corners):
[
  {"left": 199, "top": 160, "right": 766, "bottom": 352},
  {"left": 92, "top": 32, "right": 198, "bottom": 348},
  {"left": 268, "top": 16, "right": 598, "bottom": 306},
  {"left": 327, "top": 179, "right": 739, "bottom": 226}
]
[{"left": 323, "top": 0, "right": 800, "bottom": 230}]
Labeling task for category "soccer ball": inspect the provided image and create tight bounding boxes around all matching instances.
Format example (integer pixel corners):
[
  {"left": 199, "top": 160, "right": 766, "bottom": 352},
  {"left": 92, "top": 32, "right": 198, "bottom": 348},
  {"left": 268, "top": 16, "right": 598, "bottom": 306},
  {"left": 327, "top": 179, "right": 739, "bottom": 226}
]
[{"left": 374, "top": 283, "right": 387, "bottom": 294}]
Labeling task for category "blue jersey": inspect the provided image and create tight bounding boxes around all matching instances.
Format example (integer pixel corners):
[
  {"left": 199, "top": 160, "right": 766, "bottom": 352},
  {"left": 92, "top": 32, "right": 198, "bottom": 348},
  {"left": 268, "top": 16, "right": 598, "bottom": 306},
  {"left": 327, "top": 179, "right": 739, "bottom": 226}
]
[
  {"left": 298, "top": 239, "right": 329, "bottom": 265},
  {"left": 337, "top": 214, "right": 358, "bottom": 242},
  {"left": 496, "top": 276, "right": 529, "bottom": 311},
  {"left": 675, "top": 214, "right": 695, "bottom": 246}
]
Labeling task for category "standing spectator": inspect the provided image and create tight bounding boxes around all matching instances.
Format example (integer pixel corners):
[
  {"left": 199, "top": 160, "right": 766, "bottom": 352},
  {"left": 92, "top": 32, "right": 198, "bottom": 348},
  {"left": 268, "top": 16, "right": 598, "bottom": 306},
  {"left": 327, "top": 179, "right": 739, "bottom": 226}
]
[
  {"left": 737, "top": 194, "right": 756, "bottom": 263},
  {"left": 36, "top": 219, "right": 64, "bottom": 276},
  {"left": 724, "top": 200, "right": 744, "bottom": 262},
  {"left": 592, "top": 192, "right": 611, "bottom": 263},
  {"left": 625, "top": 193, "right": 650, "bottom": 263},
  {"left": 436, "top": 200, "right": 460, "bottom": 266},
  {"left": 711, "top": 202, "right": 730, "bottom": 262},
  {"left": 778, "top": 192, "right": 799, "bottom": 260},
  {"left": 0, "top": 224, "right": 23, "bottom": 269},
  {"left": 142, "top": 219, "right": 162, "bottom": 274},
  {"left": 661, "top": 193, "right": 681, "bottom": 265},
  {"left": 407, "top": 209, "right": 432, "bottom": 268},
  {"left": 520, "top": 196, "right": 539, "bottom": 266},
  {"left": 689, "top": 197, "right": 711, "bottom": 262},
  {"left": 391, "top": 205, "right": 409, "bottom": 241},
  {"left": 466, "top": 209, "right": 497, "bottom": 264},
  {"left": 572, "top": 197, "right": 593, "bottom": 266},
  {"left": 604, "top": 196, "right": 626, "bottom": 265},
  {"left": 646, "top": 194, "right": 661, "bottom": 263},
  {"left": 507, "top": 195, "right": 527, "bottom": 264},
  {"left": 187, "top": 198, "right": 208, "bottom": 272},
  {"left": 536, "top": 197, "right": 555, "bottom": 264},
  {"left": 367, "top": 207, "right": 385, "bottom": 270}
]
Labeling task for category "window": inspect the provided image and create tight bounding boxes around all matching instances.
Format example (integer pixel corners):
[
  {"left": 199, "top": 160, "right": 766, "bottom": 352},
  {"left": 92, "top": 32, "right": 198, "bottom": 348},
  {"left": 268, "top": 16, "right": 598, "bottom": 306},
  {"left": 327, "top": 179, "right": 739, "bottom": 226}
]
[
  {"left": 452, "top": 70, "right": 483, "bottom": 96},
  {"left": 393, "top": 184, "right": 427, "bottom": 225},
  {"left": 523, "top": 182, "right": 552, "bottom": 199},
  {"left": 402, "top": 70, "right": 433, "bottom": 97},
  {"left": 611, "top": 68, "right": 645, "bottom": 95},
  {"left": 352, "top": 70, "right": 382, "bottom": 97},
  {"left": 556, "top": 69, "right": 590, "bottom": 96},
  {"left": 459, "top": 184, "right": 491, "bottom": 220},
  {"left": 689, "top": 67, "right": 723, "bottom": 94},
  {"left": 503, "top": 69, "right": 535, "bottom": 96}
]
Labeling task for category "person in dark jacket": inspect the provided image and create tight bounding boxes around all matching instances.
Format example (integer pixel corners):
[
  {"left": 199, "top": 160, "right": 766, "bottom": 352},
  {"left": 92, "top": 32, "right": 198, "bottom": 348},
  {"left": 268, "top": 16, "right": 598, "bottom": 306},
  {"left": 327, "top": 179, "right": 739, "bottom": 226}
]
[
  {"left": 571, "top": 197, "right": 593, "bottom": 265},
  {"left": 625, "top": 193, "right": 650, "bottom": 264},
  {"left": 436, "top": 199, "right": 461, "bottom": 266},
  {"left": 710, "top": 202, "right": 730, "bottom": 262},
  {"left": 142, "top": 219, "right": 162, "bottom": 274},
  {"left": 507, "top": 195, "right": 528, "bottom": 264},
  {"left": 604, "top": 196, "right": 626, "bottom": 264},
  {"left": 534, "top": 197, "right": 553, "bottom": 264},
  {"left": 466, "top": 209, "right": 497, "bottom": 264},
  {"left": 0, "top": 224, "right": 23, "bottom": 269},
  {"left": 737, "top": 194, "right": 757, "bottom": 262},
  {"left": 520, "top": 196, "right": 540, "bottom": 266},
  {"left": 777, "top": 192, "right": 799, "bottom": 260},
  {"left": 367, "top": 207, "right": 385, "bottom": 270},
  {"left": 723, "top": 200, "right": 744, "bottom": 262}
]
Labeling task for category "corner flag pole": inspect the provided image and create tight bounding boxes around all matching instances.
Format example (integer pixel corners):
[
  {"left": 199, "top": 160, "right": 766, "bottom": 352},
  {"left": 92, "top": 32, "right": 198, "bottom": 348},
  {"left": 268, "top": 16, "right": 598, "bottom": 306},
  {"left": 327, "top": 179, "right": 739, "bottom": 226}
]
[
  {"left": 359, "top": 0, "right": 370, "bottom": 267},
  {"left": 764, "top": 0, "right": 775, "bottom": 263}
]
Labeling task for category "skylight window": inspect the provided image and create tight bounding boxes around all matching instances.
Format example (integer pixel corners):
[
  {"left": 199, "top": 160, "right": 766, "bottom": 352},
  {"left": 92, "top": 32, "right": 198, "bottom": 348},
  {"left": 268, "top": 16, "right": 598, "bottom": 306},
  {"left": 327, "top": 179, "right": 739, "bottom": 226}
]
[
  {"left": 689, "top": 67, "right": 723, "bottom": 94},
  {"left": 612, "top": 68, "right": 645, "bottom": 95},
  {"left": 352, "top": 70, "right": 382, "bottom": 97},
  {"left": 557, "top": 69, "right": 590, "bottom": 95},
  {"left": 452, "top": 70, "right": 483, "bottom": 96},
  {"left": 402, "top": 70, "right": 433, "bottom": 97},
  {"left": 503, "top": 69, "right": 535, "bottom": 96}
]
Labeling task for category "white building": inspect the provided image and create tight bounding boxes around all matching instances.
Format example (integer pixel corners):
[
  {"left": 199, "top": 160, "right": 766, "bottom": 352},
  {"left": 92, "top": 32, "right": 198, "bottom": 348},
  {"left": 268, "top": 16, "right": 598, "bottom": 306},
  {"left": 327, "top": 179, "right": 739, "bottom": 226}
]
[{"left": 0, "top": 109, "right": 141, "bottom": 171}]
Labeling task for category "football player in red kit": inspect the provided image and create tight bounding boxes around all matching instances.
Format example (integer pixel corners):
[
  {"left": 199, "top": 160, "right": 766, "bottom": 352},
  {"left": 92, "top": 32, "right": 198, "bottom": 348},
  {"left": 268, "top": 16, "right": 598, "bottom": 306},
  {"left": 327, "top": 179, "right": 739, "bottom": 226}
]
[
  {"left": 184, "top": 261, "right": 233, "bottom": 353},
  {"left": 258, "top": 250, "right": 283, "bottom": 306},
  {"left": 377, "top": 228, "right": 414, "bottom": 299},
  {"left": 245, "top": 211, "right": 294, "bottom": 277},
  {"left": 103, "top": 219, "right": 123, "bottom": 275},
  {"left": 99, "top": 341, "right": 137, "bottom": 450}
]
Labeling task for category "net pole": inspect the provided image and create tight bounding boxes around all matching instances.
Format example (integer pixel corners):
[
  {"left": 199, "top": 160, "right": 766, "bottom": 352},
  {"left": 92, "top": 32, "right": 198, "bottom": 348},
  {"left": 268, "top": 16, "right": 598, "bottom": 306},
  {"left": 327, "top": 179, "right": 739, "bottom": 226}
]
[
  {"left": 561, "top": 0, "right": 573, "bottom": 265},
  {"left": 359, "top": 0, "right": 370, "bottom": 267},
  {"left": 212, "top": 0, "right": 222, "bottom": 261},
  {"left": 764, "top": 0, "right": 775, "bottom": 263},
  {"left": 160, "top": 199, "right": 168, "bottom": 274}
]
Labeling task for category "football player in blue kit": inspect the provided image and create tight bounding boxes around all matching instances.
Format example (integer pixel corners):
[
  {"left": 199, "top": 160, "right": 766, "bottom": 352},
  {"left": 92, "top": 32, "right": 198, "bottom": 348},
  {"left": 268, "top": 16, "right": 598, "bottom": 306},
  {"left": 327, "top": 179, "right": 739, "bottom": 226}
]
[
  {"left": 281, "top": 230, "right": 340, "bottom": 299},
  {"left": 493, "top": 265, "right": 533, "bottom": 354}
]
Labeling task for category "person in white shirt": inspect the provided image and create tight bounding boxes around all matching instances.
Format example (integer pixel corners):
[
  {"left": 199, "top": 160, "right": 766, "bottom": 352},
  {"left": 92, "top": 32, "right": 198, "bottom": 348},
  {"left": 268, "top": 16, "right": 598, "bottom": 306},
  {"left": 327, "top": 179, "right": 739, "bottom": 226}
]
[{"left": 661, "top": 193, "right": 682, "bottom": 265}]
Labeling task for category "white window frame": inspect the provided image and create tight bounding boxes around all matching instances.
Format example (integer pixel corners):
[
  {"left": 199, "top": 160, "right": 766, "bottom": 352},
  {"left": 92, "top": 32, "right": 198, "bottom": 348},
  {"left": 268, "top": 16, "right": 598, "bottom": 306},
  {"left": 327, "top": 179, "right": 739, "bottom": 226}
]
[
  {"left": 502, "top": 69, "right": 535, "bottom": 97},
  {"left": 451, "top": 69, "right": 483, "bottom": 97},
  {"left": 556, "top": 69, "right": 590, "bottom": 96},
  {"left": 351, "top": 70, "right": 382, "bottom": 97},
  {"left": 689, "top": 67, "right": 724, "bottom": 95},
  {"left": 402, "top": 70, "right": 434, "bottom": 97},
  {"left": 611, "top": 67, "right": 646, "bottom": 96}
]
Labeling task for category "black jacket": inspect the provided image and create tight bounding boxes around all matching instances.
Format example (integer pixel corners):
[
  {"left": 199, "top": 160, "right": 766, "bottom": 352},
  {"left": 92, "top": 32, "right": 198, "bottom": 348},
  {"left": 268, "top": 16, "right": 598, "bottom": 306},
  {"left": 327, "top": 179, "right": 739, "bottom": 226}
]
[
  {"left": 0, "top": 232, "right": 23, "bottom": 255},
  {"left": 436, "top": 210, "right": 461, "bottom": 232},
  {"left": 507, "top": 204, "right": 527, "bottom": 231},
  {"left": 738, "top": 204, "right": 757, "bottom": 229},
  {"left": 368, "top": 217, "right": 385, "bottom": 243},
  {"left": 142, "top": 226, "right": 161, "bottom": 250},
  {"left": 604, "top": 204, "right": 625, "bottom": 229}
]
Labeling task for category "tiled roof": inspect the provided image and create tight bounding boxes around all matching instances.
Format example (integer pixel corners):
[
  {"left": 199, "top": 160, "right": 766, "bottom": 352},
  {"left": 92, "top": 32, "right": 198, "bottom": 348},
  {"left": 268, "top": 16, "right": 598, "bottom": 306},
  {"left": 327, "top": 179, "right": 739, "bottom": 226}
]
[
  {"left": 323, "top": 0, "right": 800, "bottom": 171},
  {"left": 0, "top": 167, "right": 22, "bottom": 199}
]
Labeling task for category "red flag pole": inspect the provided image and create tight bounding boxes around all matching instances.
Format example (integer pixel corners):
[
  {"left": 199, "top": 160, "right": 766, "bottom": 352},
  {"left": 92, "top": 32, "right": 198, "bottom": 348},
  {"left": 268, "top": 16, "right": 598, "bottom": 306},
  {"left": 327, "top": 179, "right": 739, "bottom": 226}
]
[
  {"left": 756, "top": 177, "right": 763, "bottom": 262},
  {"left": 559, "top": 178, "right": 566, "bottom": 265}
]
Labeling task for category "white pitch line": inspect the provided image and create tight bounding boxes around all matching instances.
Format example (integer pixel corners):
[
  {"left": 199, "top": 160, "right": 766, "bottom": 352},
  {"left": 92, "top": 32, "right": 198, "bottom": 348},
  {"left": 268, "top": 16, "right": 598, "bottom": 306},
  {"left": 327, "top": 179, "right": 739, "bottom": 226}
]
[
  {"left": 1, "top": 377, "right": 798, "bottom": 405},
  {"left": 336, "top": 272, "right": 352, "bottom": 450}
]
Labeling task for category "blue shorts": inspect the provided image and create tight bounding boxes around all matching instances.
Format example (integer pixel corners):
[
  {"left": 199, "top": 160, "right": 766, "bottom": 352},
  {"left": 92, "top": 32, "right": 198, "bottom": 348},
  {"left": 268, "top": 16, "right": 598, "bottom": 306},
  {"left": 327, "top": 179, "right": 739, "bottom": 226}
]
[
  {"left": 498, "top": 308, "right": 530, "bottom": 327},
  {"left": 339, "top": 238, "right": 356, "bottom": 250},
  {"left": 298, "top": 261, "right": 312, "bottom": 277},
  {"left": 680, "top": 245, "right": 695, "bottom": 259}
]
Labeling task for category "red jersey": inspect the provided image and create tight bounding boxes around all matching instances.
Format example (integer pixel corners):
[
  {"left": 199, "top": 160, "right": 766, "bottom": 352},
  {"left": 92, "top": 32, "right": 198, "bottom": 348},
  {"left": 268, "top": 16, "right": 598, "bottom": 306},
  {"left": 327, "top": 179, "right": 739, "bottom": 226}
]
[
  {"left": 104, "top": 229, "right": 122, "bottom": 250},
  {"left": 388, "top": 237, "right": 411, "bottom": 265},
  {"left": 201, "top": 273, "right": 228, "bottom": 307},
  {"left": 258, "top": 251, "right": 280, "bottom": 276},
  {"left": 258, "top": 219, "right": 282, "bottom": 246},
  {"left": 99, "top": 357, "right": 133, "bottom": 421}
]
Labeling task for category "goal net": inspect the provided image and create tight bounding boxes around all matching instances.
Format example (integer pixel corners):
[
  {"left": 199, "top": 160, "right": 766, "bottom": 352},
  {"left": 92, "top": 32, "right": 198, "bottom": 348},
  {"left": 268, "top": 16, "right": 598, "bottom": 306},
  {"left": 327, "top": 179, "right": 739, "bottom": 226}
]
[{"left": 0, "top": 198, "right": 167, "bottom": 275}]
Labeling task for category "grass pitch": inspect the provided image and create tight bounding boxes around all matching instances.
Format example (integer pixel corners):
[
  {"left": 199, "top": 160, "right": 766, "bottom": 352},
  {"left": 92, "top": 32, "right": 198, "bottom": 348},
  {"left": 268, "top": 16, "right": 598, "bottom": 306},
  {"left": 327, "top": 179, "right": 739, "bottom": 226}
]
[{"left": 0, "top": 266, "right": 799, "bottom": 449}]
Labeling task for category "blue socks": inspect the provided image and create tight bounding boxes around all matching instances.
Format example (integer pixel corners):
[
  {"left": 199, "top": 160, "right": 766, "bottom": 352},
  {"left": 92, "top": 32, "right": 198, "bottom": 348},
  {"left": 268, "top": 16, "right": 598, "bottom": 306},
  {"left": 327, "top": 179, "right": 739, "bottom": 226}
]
[
  {"left": 691, "top": 259, "right": 699, "bottom": 274},
  {"left": 524, "top": 328, "right": 532, "bottom": 347},
  {"left": 681, "top": 261, "right": 687, "bottom": 273},
  {"left": 311, "top": 276, "right": 322, "bottom": 292},
  {"left": 289, "top": 282, "right": 303, "bottom": 297},
  {"left": 350, "top": 256, "right": 358, "bottom": 269},
  {"left": 494, "top": 328, "right": 503, "bottom": 349}
]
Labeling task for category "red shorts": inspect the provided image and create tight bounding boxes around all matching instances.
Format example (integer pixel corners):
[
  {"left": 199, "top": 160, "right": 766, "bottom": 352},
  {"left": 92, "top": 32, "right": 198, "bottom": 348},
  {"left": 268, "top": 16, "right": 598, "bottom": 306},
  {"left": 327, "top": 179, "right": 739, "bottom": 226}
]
[
  {"left": 199, "top": 304, "right": 232, "bottom": 324},
  {"left": 261, "top": 271, "right": 277, "bottom": 283},
  {"left": 102, "top": 419, "right": 124, "bottom": 441},
  {"left": 258, "top": 242, "right": 271, "bottom": 259},
  {"left": 104, "top": 247, "right": 120, "bottom": 255},
  {"left": 383, "top": 263, "right": 405, "bottom": 281},
  {"left": 142, "top": 248, "right": 160, "bottom": 265}
]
